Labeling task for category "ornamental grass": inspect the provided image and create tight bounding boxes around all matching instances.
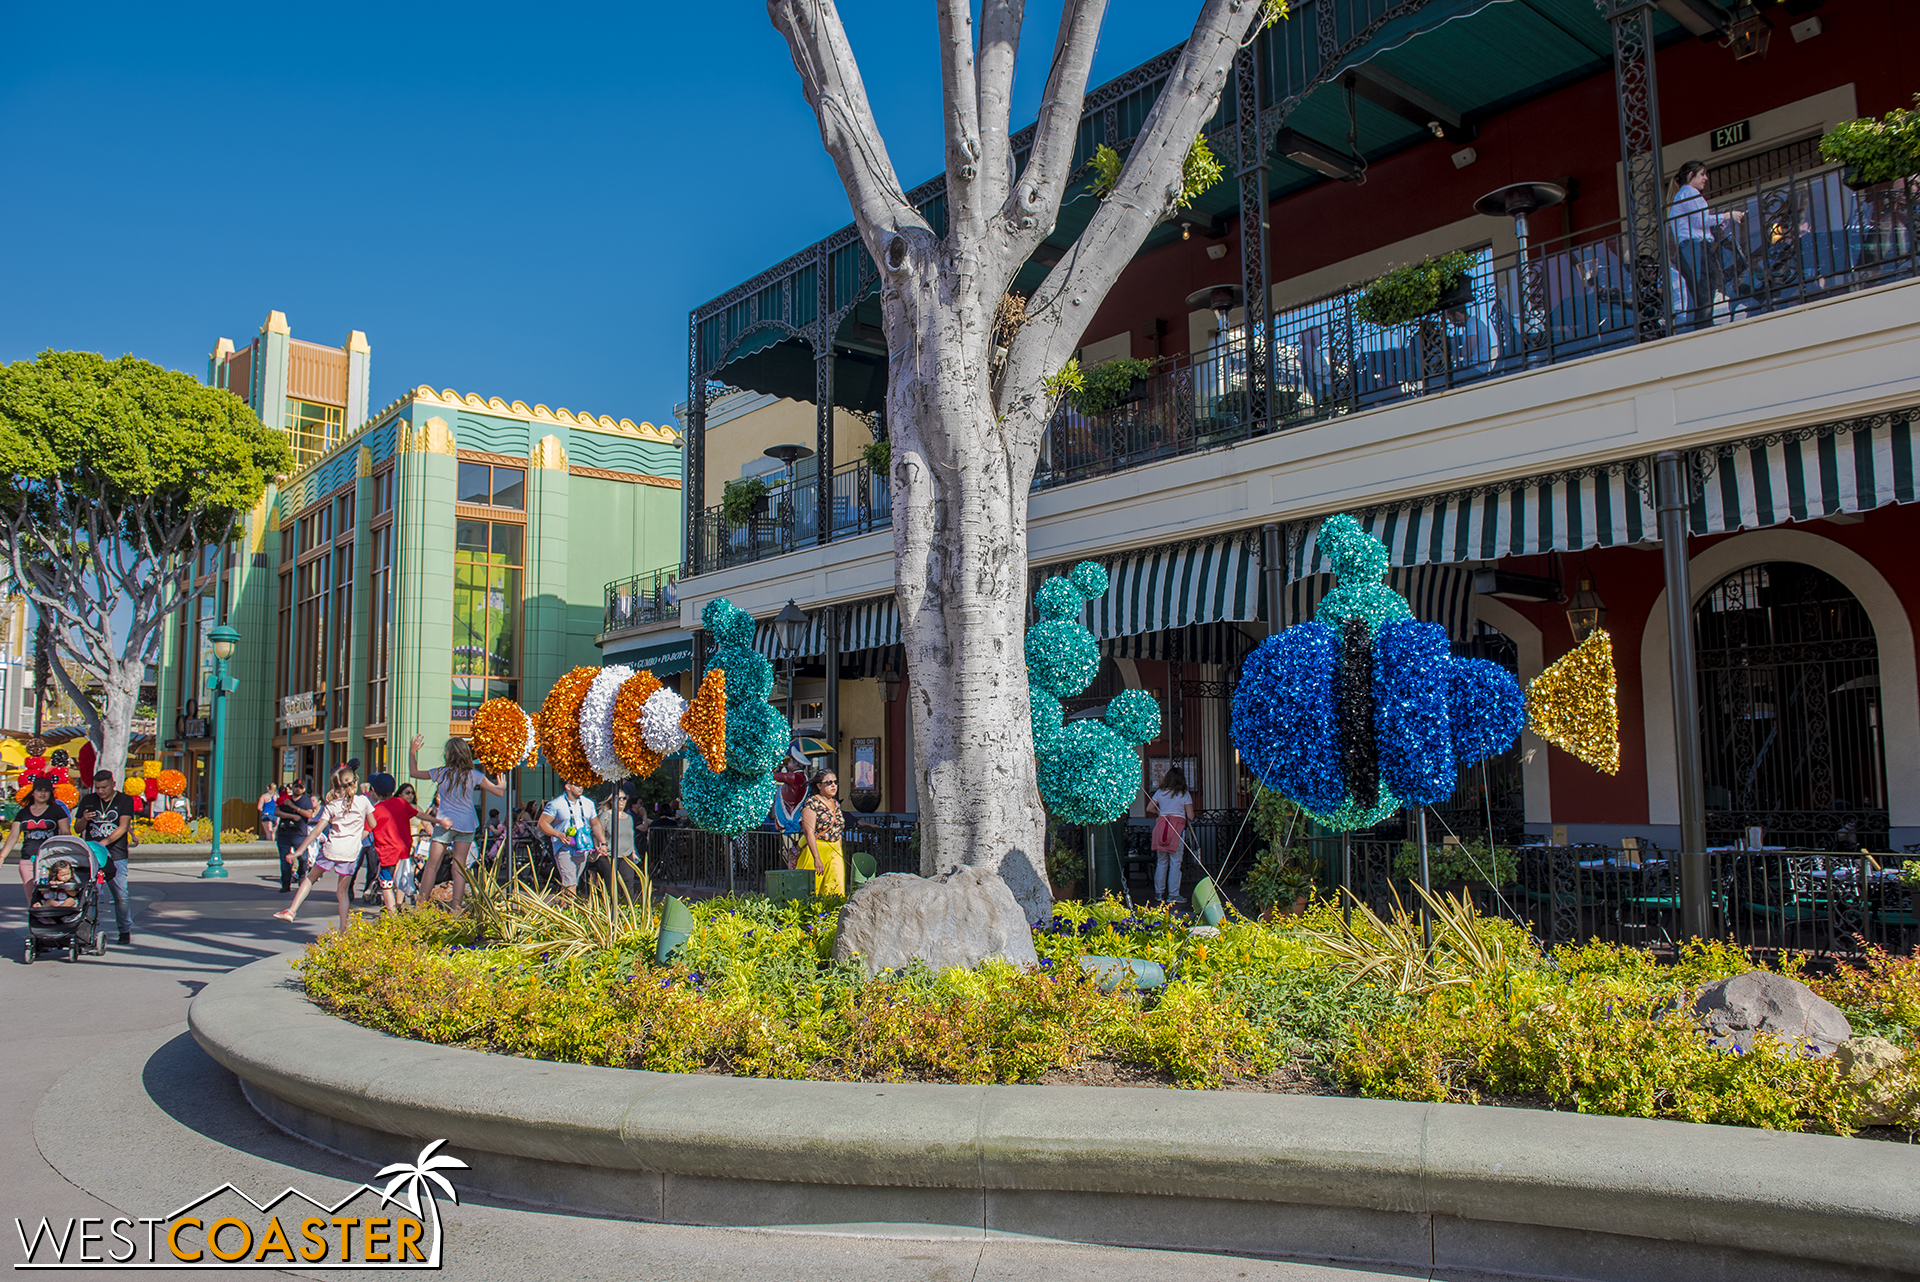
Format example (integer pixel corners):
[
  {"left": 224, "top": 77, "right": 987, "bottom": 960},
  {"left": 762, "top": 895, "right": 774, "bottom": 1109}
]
[{"left": 294, "top": 891, "right": 1920, "bottom": 1133}]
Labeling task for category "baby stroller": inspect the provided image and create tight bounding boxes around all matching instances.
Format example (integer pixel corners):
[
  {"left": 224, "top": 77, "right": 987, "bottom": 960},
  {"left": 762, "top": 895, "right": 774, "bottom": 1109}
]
[{"left": 24, "top": 837, "right": 107, "bottom": 964}]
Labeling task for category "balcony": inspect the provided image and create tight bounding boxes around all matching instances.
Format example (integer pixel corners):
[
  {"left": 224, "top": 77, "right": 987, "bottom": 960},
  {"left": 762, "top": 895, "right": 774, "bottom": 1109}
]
[
  {"left": 692, "top": 458, "right": 893, "bottom": 574},
  {"left": 601, "top": 562, "right": 682, "bottom": 637},
  {"left": 684, "top": 168, "right": 1916, "bottom": 578}
]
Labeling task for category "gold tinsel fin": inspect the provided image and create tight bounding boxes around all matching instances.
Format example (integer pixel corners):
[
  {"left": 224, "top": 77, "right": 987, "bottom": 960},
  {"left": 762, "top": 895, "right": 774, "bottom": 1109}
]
[
  {"left": 1526, "top": 628, "right": 1620, "bottom": 775},
  {"left": 684, "top": 668, "right": 728, "bottom": 773}
]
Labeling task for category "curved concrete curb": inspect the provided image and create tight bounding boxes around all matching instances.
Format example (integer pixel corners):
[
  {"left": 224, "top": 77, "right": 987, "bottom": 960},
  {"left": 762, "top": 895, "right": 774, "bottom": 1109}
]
[{"left": 191, "top": 957, "right": 1920, "bottom": 1282}]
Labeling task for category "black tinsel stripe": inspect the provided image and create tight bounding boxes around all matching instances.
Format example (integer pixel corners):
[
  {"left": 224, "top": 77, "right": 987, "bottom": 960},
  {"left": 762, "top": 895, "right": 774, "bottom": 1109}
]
[{"left": 1337, "top": 618, "right": 1379, "bottom": 812}]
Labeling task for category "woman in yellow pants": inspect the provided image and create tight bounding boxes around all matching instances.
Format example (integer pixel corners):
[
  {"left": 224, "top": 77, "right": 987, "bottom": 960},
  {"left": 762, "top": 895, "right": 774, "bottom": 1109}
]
[{"left": 797, "top": 769, "right": 846, "bottom": 896}]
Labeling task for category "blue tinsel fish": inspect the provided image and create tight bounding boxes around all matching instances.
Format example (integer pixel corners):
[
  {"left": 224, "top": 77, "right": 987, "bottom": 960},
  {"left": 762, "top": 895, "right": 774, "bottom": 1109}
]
[{"left": 1230, "top": 514, "right": 1524, "bottom": 831}]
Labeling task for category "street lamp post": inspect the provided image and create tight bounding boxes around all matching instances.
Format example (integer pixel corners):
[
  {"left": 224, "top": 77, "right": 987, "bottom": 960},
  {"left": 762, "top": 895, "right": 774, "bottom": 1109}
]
[{"left": 202, "top": 625, "right": 240, "bottom": 880}]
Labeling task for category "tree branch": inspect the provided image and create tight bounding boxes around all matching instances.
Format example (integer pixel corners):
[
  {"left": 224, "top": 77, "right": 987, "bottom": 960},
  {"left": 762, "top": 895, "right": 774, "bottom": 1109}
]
[
  {"left": 768, "top": 0, "right": 929, "bottom": 269},
  {"left": 938, "top": 0, "right": 984, "bottom": 243},
  {"left": 974, "top": 0, "right": 1024, "bottom": 225},
  {"left": 1006, "top": 0, "right": 1253, "bottom": 397},
  {"left": 999, "top": 0, "right": 1107, "bottom": 251}
]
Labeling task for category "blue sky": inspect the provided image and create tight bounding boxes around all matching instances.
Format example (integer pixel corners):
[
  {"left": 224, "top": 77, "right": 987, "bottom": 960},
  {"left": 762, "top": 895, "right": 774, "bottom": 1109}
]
[{"left": 2, "top": 2, "right": 1202, "bottom": 430}]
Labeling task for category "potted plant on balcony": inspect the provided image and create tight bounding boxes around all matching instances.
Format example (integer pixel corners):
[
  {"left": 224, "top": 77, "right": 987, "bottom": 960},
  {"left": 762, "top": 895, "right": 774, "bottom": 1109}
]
[
  {"left": 861, "top": 437, "right": 890, "bottom": 472},
  {"left": 1063, "top": 356, "right": 1154, "bottom": 418},
  {"left": 1820, "top": 97, "right": 1920, "bottom": 191},
  {"left": 721, "top": 476, "right": 771, "bottom": 528},
  {"left": 1354, "top": 250, "right": 1478, "bottom": 328}
]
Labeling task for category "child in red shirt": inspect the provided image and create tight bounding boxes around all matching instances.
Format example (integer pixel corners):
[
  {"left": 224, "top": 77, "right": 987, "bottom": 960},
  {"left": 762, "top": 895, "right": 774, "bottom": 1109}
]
[{"left": 366, "top": 773, "right": 444, "bottom": 912}]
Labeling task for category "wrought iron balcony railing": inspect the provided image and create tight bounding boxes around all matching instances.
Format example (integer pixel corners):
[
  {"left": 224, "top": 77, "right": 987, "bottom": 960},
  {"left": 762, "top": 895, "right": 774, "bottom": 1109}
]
[
  {"left": 602, "top": 562, "right": 682, "bottom": 635},
  {"left": 684, "top": 167, "right": 1916, "bottom": 575}
]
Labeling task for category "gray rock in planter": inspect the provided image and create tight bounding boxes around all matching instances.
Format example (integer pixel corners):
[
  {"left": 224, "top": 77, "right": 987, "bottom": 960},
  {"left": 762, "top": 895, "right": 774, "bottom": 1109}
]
[
  {"left": 1836, "top": 1035, "right": 1908, "bottom": 1126},
  {"left": 1693, "top": 971, "right": 1853, "bottom": 1054},
  {"left": 830, "top": 865, "right": 1039, "bottom": 976}
]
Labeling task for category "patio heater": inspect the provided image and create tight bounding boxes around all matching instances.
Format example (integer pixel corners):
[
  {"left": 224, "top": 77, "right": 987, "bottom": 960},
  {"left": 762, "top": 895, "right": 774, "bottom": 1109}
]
[
  {"left": 763, "top": 443, "right": 813, "bottom": 552},
  {"left": 1473, "top": 182, "right": 1566, "bottom": 367},
  {"left": 1184, "top": 285, "right": 1246, "bottom": 425}
]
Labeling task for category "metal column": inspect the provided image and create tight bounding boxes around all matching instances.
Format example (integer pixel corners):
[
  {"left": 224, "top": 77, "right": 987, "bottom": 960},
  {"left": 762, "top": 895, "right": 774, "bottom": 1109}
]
[
  {"left": 684, "top": 317, "right": 707, "bottom": 577},
  {"left": 823, "top": 606, "right": 839, "bottom": 763},
  {"left": 1262, "top": 523, "right": 1286, "bottom": 637},
  {"left": 1600, "top": 0, "right": 1670, "bottom": 342},
  {"left": 1656, "top": 451, "right": 1710, "bottom": 938},
  {"left": 1234, "top": 44, "right": 1273, "bottom": 437}
]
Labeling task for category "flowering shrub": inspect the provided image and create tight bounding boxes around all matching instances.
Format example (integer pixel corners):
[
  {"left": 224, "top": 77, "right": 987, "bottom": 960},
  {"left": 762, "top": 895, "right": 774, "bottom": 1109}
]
[{"left": 294, "top": 892, "right": 1918, "bottom": 1132}]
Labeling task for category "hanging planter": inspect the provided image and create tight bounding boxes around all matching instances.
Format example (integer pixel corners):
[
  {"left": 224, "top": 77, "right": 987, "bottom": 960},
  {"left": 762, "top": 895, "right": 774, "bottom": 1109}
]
[
  {"left": 1354, "top": 250, "right": 1479, "bottom": 328},
  {"left": 1821, "top": 99, "right": 1920, "bottom": 191},
  {"left": 720, "top": 477, "right": 771, "bottom": 527}
]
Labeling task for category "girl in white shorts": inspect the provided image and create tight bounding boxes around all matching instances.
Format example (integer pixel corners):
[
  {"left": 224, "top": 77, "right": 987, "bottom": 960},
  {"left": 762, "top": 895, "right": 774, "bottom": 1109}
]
[{"left": 274, "top": 766, "right": 377, "bottom": 934}]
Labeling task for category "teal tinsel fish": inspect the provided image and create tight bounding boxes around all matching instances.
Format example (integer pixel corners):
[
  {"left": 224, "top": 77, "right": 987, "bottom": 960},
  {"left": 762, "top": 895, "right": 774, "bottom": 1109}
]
[{"left": 681, "top": 598, "right": 791, "bottom": 835}]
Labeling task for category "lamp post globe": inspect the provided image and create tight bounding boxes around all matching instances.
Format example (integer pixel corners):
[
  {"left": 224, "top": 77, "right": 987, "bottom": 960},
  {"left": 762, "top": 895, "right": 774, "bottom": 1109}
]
[{"left": 202, "top": 625, "right": 241, "bottom": 880}]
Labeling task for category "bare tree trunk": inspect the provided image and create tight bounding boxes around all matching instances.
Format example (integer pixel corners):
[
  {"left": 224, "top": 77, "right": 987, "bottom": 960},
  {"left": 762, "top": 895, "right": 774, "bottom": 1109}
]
[
  {"left": 51, "top": 651, "right": 140, "bottom": 783},
  {"left": 889, "top": 273, "right": 1049, "bottom": 914},
  {"left": 769, "top": 0, "right": 1261, "bottom": 923}
]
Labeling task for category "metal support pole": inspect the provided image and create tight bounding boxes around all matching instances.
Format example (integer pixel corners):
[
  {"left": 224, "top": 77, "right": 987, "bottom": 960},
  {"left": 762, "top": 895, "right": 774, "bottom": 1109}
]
[
  {"left": 203, "top": 655, "right": 231, "bottom": 880},
  {"left": 1600, "top": 0, "right": 1670, "bottom": 342},
  {"left": 685, "top": 319, "right": 706, "bottom": 576},
  {"left": 815, "top": 350, "right": 834, "bottom": 547},
  {"left": 1262, "top": 523, "right": 1286, "bottom": 637},
  {"left": 1656, "top": 451, "right": 1711, "bottom": 938},
  {"left": 1340, "top": 830, "right": 1352, "bottom": 927},
  {"left": 1416, "top": 807, "right": 1433, "bottom": 950},
  {"left": 1234, "top": 44, "right": 1273, "bottom": 437}
]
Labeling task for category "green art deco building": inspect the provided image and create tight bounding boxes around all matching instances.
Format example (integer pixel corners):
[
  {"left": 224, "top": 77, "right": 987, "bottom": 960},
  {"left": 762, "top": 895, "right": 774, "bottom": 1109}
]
[{"left": 156, "top": 313, "right": 681, "bottom": 820}]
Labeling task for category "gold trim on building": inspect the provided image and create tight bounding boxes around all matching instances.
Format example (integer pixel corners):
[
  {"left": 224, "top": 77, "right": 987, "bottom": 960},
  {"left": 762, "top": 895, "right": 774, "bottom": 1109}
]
[
  {"left": 405, "top": 386, "right": 679, "bottom": 445},
  {"left": 458, "top": 448, "right": 535, "bottom": 469},
  {"left": 356, "top": 444, "right": 374, "bottom": 478},
  {"left": 530, "top": 434, "right": 569, "bottom": 471},
  {"left": 568, "top": 463, "right": 681, "bottom": 489},
  {"left": 400, "top": 416, "right": 458, "bottom": 456}
]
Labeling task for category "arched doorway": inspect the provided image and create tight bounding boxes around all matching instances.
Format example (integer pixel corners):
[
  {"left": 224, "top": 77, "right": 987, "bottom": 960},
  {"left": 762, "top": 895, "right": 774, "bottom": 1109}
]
[{"left": 1693, "top": 561, "right": 1888, "bottom": 848}]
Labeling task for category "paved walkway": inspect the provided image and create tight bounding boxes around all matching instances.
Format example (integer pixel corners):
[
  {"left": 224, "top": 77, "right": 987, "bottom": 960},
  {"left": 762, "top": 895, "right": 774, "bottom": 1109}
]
[{"left": 2, "top": 861, "right": 1423, "bottom": 1281}]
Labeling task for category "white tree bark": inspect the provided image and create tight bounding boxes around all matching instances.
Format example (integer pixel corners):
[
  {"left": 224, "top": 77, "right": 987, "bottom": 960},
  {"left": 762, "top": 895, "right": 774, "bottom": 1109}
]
[
  {"left": 768, "top": 0, "right": 1261, "bottom": 919},
  {"left": 4, "top": 492, "right": 212, "bottom": 789}
]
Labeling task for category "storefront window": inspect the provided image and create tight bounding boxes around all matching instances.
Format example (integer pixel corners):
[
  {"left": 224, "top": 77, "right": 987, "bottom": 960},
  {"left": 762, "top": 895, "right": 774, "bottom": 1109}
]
[{"left": 452, "top": 519, "right": 522, "bottom": 719}]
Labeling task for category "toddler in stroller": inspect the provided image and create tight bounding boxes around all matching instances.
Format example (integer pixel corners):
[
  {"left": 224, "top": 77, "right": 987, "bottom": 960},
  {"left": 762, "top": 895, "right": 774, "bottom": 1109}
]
[{"left": 25, "top": 837, "right": 106, "bottom": 963}]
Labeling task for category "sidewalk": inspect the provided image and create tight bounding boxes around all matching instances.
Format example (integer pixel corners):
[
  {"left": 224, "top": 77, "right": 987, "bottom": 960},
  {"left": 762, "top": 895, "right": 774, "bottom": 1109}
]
[{"left": 1, "top": 864, "right": 1418, "bottom": 1281}]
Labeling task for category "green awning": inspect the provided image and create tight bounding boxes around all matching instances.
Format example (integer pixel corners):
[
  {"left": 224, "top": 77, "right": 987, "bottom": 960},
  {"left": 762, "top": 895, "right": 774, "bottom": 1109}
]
[{"left": 604, "top": 634, "right": 694, "bottom": 676}]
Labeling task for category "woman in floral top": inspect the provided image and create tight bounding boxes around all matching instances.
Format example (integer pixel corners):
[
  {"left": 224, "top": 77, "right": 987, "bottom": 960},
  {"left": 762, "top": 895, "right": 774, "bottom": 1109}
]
[{"left": 797, "top": 768, "right": 846, "bottom": 896}]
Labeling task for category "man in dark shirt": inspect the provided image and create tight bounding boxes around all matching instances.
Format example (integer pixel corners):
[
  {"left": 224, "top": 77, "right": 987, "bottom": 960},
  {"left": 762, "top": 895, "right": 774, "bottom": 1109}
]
[
  {"left": 73, "top": 770, "right": 133, "bottom": 945},
  {"left": 275, "top": 778, "right": 319, "bottom": 892}
]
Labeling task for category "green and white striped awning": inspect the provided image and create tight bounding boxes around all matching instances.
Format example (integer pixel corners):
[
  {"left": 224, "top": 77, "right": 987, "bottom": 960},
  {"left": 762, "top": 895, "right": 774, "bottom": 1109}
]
[
  {"left": 1280, "top": 566, "right": 1477, "bottom": 644},
  {"left": 1691, "top": 411, "right": 1920, "bottom": 533},
  {"left": 840, "top": 596, "right": 899, "bottom": 653},
  {"left": 752, "top": 610, "right": 828, "bottom": 661},
  {"left": 1288, "top": 408, "right": 1920, "bottom": 576},
  {"left": 1039, "top": 536, "right": 1261, "bottom": 641},
  {"left": 1290, "top": 464, "right": 1656, "bottom": 576}
]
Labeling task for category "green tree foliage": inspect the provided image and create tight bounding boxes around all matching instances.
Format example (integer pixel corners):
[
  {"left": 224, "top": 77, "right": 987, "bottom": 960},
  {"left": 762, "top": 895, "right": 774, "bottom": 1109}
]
[{"left": 0, "top": 351, "right": 289, "bottom": 771}]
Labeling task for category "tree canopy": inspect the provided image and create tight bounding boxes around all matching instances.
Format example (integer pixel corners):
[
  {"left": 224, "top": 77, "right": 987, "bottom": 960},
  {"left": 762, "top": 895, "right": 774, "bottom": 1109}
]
[{"left": 0, "top": 349, "right": 289, "bottom": 772}]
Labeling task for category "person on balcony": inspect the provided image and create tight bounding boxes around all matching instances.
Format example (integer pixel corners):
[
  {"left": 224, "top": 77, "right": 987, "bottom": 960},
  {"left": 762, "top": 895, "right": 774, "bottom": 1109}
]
[{"left": 1669, "top": 161, "right": 1744, "bottom": 332}]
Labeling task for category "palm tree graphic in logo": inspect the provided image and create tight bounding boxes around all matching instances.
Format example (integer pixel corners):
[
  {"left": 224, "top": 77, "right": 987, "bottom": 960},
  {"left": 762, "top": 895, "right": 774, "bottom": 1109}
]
[{"left": 376, "top": 1140, "right": 469, "bottom": 1265}]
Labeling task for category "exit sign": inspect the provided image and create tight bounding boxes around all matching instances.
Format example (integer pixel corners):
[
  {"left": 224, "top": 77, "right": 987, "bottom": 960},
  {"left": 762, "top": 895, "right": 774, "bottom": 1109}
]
[{"left": 1710, "top": 119, "right": 1751, "bottom": 151}]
